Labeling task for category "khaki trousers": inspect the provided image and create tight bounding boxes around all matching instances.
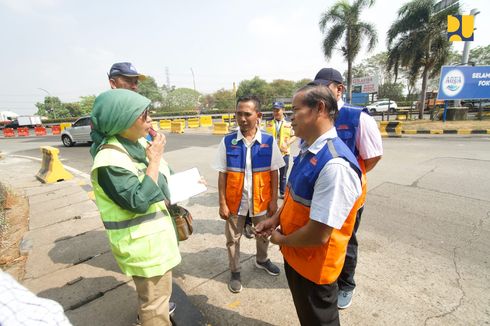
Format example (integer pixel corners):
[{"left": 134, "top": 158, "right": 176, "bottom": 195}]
[
  {"left": 133, "top": 270, "right": 172, "bottom": 326},
  {"left": 225, "top": 214, "right": 269, "bottom": 273}
]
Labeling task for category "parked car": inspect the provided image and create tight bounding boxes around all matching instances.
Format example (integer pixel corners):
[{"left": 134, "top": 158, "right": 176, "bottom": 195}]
[
  {"left": 61, "top": 116, "right": 92, "bottom": 147},
  {"left": 366, "top": 100, "right": 398, "bottom": 113}
]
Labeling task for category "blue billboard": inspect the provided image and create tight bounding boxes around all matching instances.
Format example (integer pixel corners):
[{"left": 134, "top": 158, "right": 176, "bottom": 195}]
[{"left": 437, "top": 65, "right": 490, "bottom": 100}]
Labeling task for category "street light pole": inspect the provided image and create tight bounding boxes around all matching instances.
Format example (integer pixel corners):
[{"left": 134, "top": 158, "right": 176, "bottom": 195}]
[
  {"left": 38, "top": 88, "right": 56, "bottom": 119},
  {"left": 190, "top": 68, "right": 196, "bottom": 91}
]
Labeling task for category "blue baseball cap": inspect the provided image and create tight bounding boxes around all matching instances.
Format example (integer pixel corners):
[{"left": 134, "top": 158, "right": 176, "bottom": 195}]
[
  {"left": 108, "top": 62, "right": 146, "bottom": 80},
  {"left": 272, "top": 101, "right": 285, "bottom": 109},
  {"left": 309, "top": 68, "right": 343, "bottom": 86}
]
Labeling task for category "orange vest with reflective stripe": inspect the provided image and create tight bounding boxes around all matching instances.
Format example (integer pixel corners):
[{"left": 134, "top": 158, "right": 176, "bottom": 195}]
[
  {"left": 224, "top": 132, "right": 274, "bottom": 215},
  {"left": 280, "top": 137, "right": 363, "bottom": 284}
]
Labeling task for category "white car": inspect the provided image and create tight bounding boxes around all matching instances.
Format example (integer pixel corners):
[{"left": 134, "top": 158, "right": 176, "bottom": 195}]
[
  {"left": 61, "top": 116, "right": 92, "bottom": 147},
  {"left": 366, "top": 100, "right": 398, "bottom": 113}
]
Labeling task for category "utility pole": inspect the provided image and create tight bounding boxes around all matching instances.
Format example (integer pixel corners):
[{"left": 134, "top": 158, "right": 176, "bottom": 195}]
[{"left": 455, "top": 8, "right": 479, "bottom": 107}]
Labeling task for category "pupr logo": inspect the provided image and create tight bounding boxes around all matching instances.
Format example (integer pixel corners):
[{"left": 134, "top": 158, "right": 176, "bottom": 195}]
[
  {"left": 442, "top": 69, "right": 465, "bottom": 97},
  {"left": 447, "top": 15, "right": 474, "bottom": 41}
]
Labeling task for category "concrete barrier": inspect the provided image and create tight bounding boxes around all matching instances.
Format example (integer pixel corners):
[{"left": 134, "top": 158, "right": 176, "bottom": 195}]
[
  {"left": 35, "top": 126, "right": 47, "bottom": 136},
  {"left": 199, "top": 116, "right": 213, "bottom": 127},
  {"left": 17, "top": 127, "right": 29, "bottom": 136},
  {"left": 213, "top": 122, "right": 229, "bottom": 135},
  {"left": 36, "top": 146, "right": 74, "bottom": 183},
  {"left": 188, "top": 118, "right": 200, "bottom": 128},
  {"left": 379, "top": 121, "right": 402, "bottom": 137},
  {"left": 51, "top": 125, "right": 61, "bottom": 135},
  {"left": 60, "top": 123, "right": 72, "bottom": 132},
  {"left": 171, "top": 121, "right": 185, "bottom": 134},
  {"left": 159, "top": 120, "right": 171, "bottom": 130},
  {"left": 222, "top": 114, "right": 234, "bottom": 124},
  {"left": 3, "top": 128, "right": 14, "bottom": 137},
  {"left": 151, "top": 121, "right": 160, "bottom": 131}
]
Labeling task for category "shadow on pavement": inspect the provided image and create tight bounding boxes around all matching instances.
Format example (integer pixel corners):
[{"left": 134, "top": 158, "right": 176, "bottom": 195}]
[
  {"left": 175, "top": 247, "right": 289, "bottom": 290},
  {"left": 191, "top": 294, "right": 275, "bottom": 326}
]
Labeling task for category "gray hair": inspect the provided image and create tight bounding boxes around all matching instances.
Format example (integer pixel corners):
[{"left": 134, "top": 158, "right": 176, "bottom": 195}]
[{"left": 295, "top": 84, "right": 338, "bottom": 121}]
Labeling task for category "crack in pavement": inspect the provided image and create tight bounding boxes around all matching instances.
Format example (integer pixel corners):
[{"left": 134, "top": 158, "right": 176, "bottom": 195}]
[
  {"left": 424, "top": 246, "right": 465, "bottom": 326},
  {"left": 64, "top": 280, "right": 131, "bottom": 312},
  {"left": 423, "top": 211, "right": 490, "bottom": 325}
]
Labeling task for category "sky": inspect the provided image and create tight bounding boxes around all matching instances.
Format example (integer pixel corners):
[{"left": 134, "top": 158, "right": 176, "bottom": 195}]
[{"left": 0, "top": 0, "right": 488, "bottom": 115}]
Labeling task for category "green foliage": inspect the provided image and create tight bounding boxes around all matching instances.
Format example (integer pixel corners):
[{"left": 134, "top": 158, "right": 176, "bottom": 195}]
[
  {"left": 294, "top": 78, "right": 313, "bottom": 90},
  {"left": 237, "top": 76, "right": 272, "bottom": 106},
  {"left": 377, "top": 83, "right": 404, "bottom": 101},
  {"left": 269, "top": 79, "right": 296, "bottom": 98},
  {"left": 213, "top": 89, "right": 235, "bottom": 111},
  {"left": 35, "top": 96, "right": 63, "bottom": 119},
  {"left": 469, "top": 45, "right": 490, "bottom": 65},
  {"left": 386, "top": 0, "right": 460, "bottom": 118},
  {"left": 162, "top": 88, "right": 201, "bottom": 111},
  {"left": 79, "top": 96, "right": 95, "bottom": 115},
  {"left": 138, "top": 76, "right": 163, "bottom": 107},
  {"left": 319, "top": 0, "right": 378, "bottom": 101}
]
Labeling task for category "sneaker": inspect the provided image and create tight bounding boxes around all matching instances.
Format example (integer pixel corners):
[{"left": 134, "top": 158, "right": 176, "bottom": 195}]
[
  {"left": 243, "top": 223, "right": 254, "bottom": 239},
  {"left": 169, "top": 301, "right": 177, "bottom": 315},
  {"left": 136, "top": 301, "right": 176, "bottom": 324},
  {"left": 337, "top": 289, "right": 355, "bottom": 309},
  {"left": 228, "top": 272, "right": 242, "bottom": 293},
  {"left": 255, "top": 259, "right": 280, "bottom": 276}
]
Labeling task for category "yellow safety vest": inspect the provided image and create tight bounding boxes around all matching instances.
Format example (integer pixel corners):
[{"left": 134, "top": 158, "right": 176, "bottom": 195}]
[
  {"left": 91, "top": 136, "right": 181, "bottom": 277},
  {"left": 265, "top": 119, "right": 293, "bottom": 155}
]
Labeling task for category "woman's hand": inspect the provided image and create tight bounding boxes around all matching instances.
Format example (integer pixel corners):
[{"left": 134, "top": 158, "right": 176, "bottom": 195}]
[{"left": 146, "top": 132, "right": 166, "bottom": 163}]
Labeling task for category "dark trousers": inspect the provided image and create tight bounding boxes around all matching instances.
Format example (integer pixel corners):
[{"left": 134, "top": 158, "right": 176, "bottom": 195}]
[
  {"left": 284, "top": 260, "right": 339, "bottom": 326},
  {"left": 279, "top": 155, "right": 289, "bottom": 195},
  {"left": 337, "top": 206, "right": 364, "bottom": 292}
]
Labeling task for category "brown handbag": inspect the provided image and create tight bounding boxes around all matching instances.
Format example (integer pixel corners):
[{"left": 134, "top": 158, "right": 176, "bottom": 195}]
[{"left": 168, "top": 205, "right": 193, "bottom": 241}]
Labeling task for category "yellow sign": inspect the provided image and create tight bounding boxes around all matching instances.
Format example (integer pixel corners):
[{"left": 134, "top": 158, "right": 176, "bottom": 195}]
[{"left": 448, "top": 15, "right": 474, "bottom": 41}]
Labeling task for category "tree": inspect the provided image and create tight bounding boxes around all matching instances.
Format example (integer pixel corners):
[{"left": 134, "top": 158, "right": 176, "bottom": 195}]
[
  {"left": 236, "top": 76, "right": 272, "bottom": 106},
  {"left": 269, "top": 79, "right": 296, "bottom": 98},
  {"left": 213, "top": 89, "right": 235, "bottom": 111},
  {"left": 138, "top": 76, "right": 163, "bottom": 108},
  {"left": 35, "top": 96, "right": 63, "bottom": 119},
  {"left": 377, "top": 82, "right": 404, "bottom": 101},
  {"left": 79, "top": 96, "right": 96, "bottom": 115},
  {"left": 319, "top": 0, "right": 377, "bottom": 102},
  {"left": 294, "top": 78, "right": 313, "bottom": 90},
  {"left": 387, "top": 0, "right": 459, "bottom": 119},
  {"left": 469, "top": 45, "right": 490, "bottom": 65},
  {"left": 161, "top": 88, "right": 201, "bottom": 112}
]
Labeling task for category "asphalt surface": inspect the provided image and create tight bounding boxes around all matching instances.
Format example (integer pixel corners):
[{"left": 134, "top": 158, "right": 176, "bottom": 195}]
[{"left": 1, "top": 132, "right": 490, "bottom": 325}]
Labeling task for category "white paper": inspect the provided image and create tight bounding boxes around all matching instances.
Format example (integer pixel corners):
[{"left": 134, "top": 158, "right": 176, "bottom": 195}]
[{"left": 168, "top": 167, "right": 207, "bottom": 204}]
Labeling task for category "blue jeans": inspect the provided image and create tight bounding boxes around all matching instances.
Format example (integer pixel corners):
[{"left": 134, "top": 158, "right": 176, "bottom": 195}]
[{"left": 279, "top": 155, "right": 290, "bottom": 196}]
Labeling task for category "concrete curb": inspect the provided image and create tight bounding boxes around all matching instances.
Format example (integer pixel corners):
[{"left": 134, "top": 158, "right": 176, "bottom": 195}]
[{"left": 402, "top": 129, "right": 490, "bottom": 135}]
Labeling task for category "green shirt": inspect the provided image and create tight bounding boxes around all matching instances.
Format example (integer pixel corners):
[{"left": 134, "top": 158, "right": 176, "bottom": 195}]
[{"left": 97, "top": 135, "right": 172, "bottom": 214}]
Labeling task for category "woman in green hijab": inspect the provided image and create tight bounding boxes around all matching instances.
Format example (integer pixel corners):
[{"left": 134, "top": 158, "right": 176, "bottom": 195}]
[{"left": 90, "top": 89, "right": 180, "bottom": 326}]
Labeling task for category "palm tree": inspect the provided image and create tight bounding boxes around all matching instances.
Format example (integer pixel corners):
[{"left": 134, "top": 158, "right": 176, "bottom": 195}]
[
  {"left": 387, "top": 0, "right": 459, "bottom": 119},
  {"left": 319, "top": 0, "right": 378, "bottom": 102}
]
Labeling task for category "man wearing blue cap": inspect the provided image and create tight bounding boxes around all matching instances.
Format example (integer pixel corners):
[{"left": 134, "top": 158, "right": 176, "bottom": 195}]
[
  {"left": 266, "top": 102, "right": 296, "bottom": 199},
  {"left": 108, "top": 62, "right": 146, "bottom": 91},
  {"left": 310, "top": 68, "right": 383, "bottom": 310}
]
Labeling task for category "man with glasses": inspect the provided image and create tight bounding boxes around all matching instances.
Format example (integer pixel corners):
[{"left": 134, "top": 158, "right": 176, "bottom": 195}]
[{"left": 108, "top": 62, "right": 146, "bottom": 91}]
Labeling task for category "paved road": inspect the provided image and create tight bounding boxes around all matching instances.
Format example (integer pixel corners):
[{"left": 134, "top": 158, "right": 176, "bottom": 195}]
[{"left": 1, "top": 133, "right": 490, "bottom": 325}]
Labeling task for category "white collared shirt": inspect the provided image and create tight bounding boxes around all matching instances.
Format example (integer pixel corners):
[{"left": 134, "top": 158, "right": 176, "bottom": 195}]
[
  {"left": 300, "top": 127, "right": 362, "bottom": 229},
  {"left": 338, "top": 99, "right": 383, "bottom": 160},
  {"left": 214, "top": 128, "right": 285, "bottom": 216}
]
